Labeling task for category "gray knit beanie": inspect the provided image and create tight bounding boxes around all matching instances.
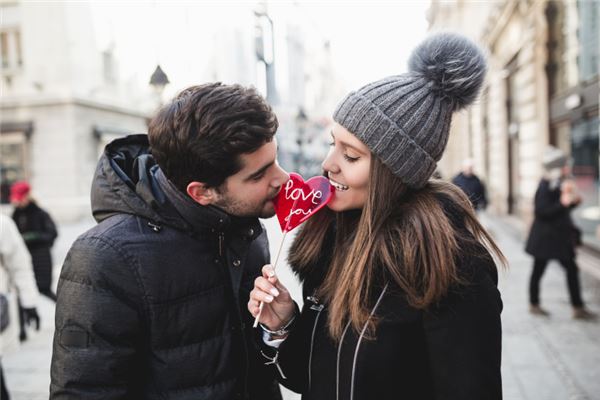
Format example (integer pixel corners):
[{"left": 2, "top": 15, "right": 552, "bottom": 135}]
[{"left": 333, "top": 33, "right": 487, "bottom": 188}]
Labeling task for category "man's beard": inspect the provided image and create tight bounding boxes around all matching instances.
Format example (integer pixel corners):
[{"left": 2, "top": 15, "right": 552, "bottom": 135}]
[{"left": 212, "top": 193, "right": 276, "bottom": 219}]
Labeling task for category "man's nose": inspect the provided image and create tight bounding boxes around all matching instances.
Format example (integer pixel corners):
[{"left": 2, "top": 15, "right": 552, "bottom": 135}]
[{"left": 272, "top": 164, "right": 290, "bottom": 187}]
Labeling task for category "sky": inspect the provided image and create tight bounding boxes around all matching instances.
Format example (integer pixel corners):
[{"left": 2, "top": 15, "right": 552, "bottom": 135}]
[{"left": 90, "top": 0, "right": 431, "bottom": 97}]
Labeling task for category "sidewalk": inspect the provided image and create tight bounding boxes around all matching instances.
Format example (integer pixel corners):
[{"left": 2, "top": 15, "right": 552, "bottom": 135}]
[{"left": 3, "top": 214, "right": 600, "bottom": 400}]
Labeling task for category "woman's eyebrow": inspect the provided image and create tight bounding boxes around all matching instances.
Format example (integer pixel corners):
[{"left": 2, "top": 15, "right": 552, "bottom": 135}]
[{"left": 331, "top": 131, "right": 366, "bottom": 154}]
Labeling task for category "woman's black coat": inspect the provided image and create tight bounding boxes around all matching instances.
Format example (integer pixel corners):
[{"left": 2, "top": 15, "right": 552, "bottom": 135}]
[
  {"left": 260, "top": 198, "right": 503, "bottom": 400},
  {"left": 12, "top": 201, "right": 57, "bottom": 290},
  {"left": 525, "top": 179, "right": 579, "bottom": 260}
]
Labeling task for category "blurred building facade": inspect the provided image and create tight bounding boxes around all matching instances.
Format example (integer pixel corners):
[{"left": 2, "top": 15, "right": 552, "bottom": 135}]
[
  {"left": 428, "top": 0, "right": 600, "bottom": 248},
  {"left": 0, "top": 1, "right": 340, "bottom": 222},
  {"left": 257, "top": 2, "right": 343, "bottom": 177},
  {"left": 277, "top": 19, "right": 342, "bottom": 177},
  {"left": 0, "top": 1, "right": 151, "bottom": 221}
]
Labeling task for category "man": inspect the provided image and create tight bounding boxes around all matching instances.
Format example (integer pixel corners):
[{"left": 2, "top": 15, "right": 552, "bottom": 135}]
[
  {"left": 452, "top": 158, "right": 487, "bottom": 211},
  {"left": 50, "top": 83, "right": 288, "bottom": 399}
]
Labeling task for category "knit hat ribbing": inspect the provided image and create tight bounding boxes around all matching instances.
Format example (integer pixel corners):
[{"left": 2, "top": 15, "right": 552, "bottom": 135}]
[{"left": 333, "top": 33, "right": 487, "bottom": 188}]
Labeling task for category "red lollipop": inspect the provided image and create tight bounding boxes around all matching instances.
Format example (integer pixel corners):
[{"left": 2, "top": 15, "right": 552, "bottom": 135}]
[{"left": 273, "top": 172, "right": 335, "bottom": 232}]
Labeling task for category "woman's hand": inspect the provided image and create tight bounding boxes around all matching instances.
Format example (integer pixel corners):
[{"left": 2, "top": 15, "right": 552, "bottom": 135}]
[{"left": 248, "top": 264, "right": 295, "bottom": 331}]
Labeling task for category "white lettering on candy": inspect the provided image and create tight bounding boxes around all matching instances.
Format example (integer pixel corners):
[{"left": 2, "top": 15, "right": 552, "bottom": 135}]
[
  {"left": 284, "top": 180, "right": 322, "bottom": 205},
  {"left": 283, "top": 179, "right": 324, "bottom": 223}
]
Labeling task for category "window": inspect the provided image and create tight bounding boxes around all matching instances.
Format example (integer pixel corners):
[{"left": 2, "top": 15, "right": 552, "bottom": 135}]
[
  {"left": 546, "top": 0, "right": 599, "bottom": 95},
  {"left": 0, "top": 28, "right": 23, "bottom": 71},
  {"left": 578, "top": 0, "right": 599, "bottom": 82}
]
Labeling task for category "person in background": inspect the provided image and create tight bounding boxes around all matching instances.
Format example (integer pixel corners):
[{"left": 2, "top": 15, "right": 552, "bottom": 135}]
[
  {"left": 1, "top": 215, "right": 41, "bottom": 400},
  {"left": 10, "top": 182, "right": 58, "bottom": 302},
  {"left": 525, "top": 146, "right": 595, "bottom": 319},
  {"left": 452, "top": 158, "right": 487, "bottom": 211}
]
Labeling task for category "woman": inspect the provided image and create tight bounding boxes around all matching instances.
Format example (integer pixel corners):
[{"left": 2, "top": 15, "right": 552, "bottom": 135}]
[
  {"left": 249, "top": 33, "right": 506, "bottom": 399},
  {"left": 11, "top": 181, "right": 58, "bottom": 302},
  {"left": 525, "top": 146, "right": 594, "bottom": 319}
]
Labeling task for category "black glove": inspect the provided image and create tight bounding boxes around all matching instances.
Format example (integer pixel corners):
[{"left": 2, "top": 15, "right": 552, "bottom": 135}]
[{"left": 21, "top": 307, "right": 40, "bottom": 331}]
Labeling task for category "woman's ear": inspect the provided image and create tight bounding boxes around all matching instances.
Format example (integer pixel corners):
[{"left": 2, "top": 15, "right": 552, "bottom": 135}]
[{"left": 186, "top": 182, "right": 216, "bottom": 206}]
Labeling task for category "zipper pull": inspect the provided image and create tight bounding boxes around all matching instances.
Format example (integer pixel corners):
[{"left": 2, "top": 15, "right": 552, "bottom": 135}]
[
  {"left": 261, "top": 350, "right": 287, "bottom": 380},
  {"left": 306, "top": 295, "right": 324, "bottom": 311}
]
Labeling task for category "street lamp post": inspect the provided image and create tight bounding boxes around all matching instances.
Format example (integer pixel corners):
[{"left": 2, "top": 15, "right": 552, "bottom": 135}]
[
  {"left": 295, "top": 107, "right": 308, "bottom": 174},
  {"left": 254, "top": 6, "right": 278, "bottom": 105},
  {"left": 149, "top": 64, "right": 170, "bottom": 106}
]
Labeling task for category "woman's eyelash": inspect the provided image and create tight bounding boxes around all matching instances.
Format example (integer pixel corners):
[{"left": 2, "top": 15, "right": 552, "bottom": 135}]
[{"left": 329, "top": 140, "right": 358, "bottom": 162}]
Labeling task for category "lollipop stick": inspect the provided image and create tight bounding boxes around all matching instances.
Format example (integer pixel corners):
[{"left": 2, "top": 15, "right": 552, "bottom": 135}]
[{"left": 253, "top": 197, "right": 299, "bottom": 328}]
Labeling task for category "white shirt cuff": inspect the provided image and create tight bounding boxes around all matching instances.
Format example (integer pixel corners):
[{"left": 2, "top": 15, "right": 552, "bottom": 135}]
[{"left": 262, "top": 330, "right": 287, "bottom": 348}]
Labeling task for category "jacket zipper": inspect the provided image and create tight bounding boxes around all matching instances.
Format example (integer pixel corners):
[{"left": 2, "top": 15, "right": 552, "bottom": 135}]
[
  {"left": 349, "top": 284, "right": 388, "bottom": 400},
  {"left": 307, "top": 296, "right": 324, "bottom": 391},
  {"left": 336, "top": 321, "right": 352, "bottom": 400}
]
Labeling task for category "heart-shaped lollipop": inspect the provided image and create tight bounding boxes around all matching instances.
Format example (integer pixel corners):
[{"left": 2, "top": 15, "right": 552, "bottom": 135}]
[
  {"left": 273, "top": 172, "right": 334, "bottom": 232},
  {"left": 254, "top": 172, "right": 334, "bottom": 328}
]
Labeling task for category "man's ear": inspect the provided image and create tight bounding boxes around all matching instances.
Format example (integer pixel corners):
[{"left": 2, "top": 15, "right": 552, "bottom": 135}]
[{"left": 186, "top": 182, "right": 217, "bottom": 206}]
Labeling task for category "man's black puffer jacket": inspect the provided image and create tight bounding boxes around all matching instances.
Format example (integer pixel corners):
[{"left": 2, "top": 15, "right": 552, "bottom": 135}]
[{"left": 50, "top": 134, "right": 282, "bottom": 400}]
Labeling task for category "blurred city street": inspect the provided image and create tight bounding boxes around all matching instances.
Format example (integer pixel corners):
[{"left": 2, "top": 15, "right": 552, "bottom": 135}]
[
  {"left": 1, "top": 1, "right": 599, "bottom": 399},
  {"left": 2, "top": 213, "right": 599, "bottom": 400}
]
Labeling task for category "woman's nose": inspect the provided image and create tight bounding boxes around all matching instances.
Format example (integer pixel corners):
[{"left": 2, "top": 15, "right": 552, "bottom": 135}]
[{"left": 321, "top": 148, "right": 337, "bottom": 174}]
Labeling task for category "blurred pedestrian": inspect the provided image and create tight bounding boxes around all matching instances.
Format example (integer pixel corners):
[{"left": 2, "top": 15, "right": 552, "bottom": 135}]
[
  {"left": 10, "top": 181, "right": 58, "bottom": 302},
  {"left": 525, "top": 146, "right": 595, "bottom": 319},
  {"left": 50, "top": 84, "right": 287, "bottom": 399},
  {"left": 452, "top": 158, "right": 487, "bottom": 211},
  {"left": 1, "top": 215, "right": 41, "bottom": 400},
  {"left": 250, "top": 33, "right": 505, "bottom": 400}
]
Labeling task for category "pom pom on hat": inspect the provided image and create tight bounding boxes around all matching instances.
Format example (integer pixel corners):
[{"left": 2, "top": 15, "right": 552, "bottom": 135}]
[
  {"left": 333, "top": 32, "right": 488, "bottom": 188},
  {"left": 408, "top": 32, "right": 487, "bottom": 111}
]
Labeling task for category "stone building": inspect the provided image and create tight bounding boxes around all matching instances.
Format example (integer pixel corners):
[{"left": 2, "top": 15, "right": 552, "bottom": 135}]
[
  {"left": 1, "top": 1, "right": 152, "bottom": 221},
  {"left": 428, "top": 0, "right": 599, "bottom": 248}
]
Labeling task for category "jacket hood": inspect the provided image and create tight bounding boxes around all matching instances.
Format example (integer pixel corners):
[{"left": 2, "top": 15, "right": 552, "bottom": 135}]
[{"left": 91, "top": 134, "right": 187, "bottom": 230}]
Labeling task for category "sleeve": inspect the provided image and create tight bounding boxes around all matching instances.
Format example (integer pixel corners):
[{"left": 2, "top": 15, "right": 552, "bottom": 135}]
[
  {"left": 254, "top": 300, "right": 308, "bottom": 394},
  {"left": 39, "top": 210, "right": 58, "bottom": 245},
  {"left": 479, "top": 180, "right": 488, "bottom": 209},
  {"left": 50, "top": 236, "right": 145, "bottom": 400},
  {"left": 0, "top": 216, "right": 39, "bottom": 308},
  {"left": 423, "top": 256, "right": 503, "bottom": 400}
]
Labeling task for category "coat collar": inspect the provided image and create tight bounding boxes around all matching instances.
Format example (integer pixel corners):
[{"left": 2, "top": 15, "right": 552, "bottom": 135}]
[{"left": 154, "top": 167, "right": 262, "bottom": 240}]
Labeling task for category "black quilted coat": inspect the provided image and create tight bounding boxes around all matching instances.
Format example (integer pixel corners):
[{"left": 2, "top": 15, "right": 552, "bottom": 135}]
[{"left": 50, "top": 135, "right": 282, "bottom": 400}]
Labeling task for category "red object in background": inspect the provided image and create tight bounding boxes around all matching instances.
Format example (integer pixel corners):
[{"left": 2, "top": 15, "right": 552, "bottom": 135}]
[
  {"left": 10, "top": 181, "right": 31, "bottom": 202},
  {"left": 273, "top": 173, "right": 334, "bottom": 232}
]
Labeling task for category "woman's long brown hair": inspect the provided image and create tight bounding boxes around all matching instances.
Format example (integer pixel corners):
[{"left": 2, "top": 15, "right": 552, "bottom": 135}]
[{"left": 288, "top": 157, "right": 507, "bottom": 341}]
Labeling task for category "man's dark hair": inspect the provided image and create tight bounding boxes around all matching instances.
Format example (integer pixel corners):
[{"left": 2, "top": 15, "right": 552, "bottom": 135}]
[{"left": 148, "top": 83, "right": 278, "bottom": 191}]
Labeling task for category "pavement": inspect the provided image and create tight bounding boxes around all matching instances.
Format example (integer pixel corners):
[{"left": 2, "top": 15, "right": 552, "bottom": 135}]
[{"left": 3, "top": 213, "right": 600, "bottom": 400}]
